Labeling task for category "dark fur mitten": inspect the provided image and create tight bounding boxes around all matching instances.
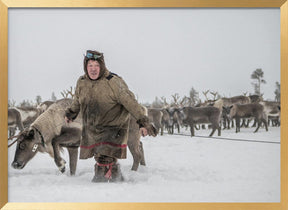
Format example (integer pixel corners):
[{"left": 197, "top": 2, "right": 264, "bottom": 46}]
[
  {"left": 137, "top": 116, "right": 158, "bottom": 137},
  {"left": 65, "top": 108, "right": 78, "bottom": 121}
]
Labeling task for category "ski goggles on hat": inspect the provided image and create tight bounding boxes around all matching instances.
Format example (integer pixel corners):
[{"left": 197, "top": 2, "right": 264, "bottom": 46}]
[{"left": 85, "top": 52, "right": 102, "bottom": 59}]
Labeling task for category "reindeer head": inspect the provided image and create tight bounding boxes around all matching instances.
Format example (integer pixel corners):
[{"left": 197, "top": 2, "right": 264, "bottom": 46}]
[
  {"left": 11, "top": 127, "right": 45, "bottom": 170},
  {"left": 222, "top": 105, "right": 234, "bottom": 120}
]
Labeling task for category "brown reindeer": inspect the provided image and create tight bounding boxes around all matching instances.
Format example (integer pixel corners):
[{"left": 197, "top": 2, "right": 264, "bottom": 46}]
[
  {"left": 259, "top": 101, "right": 280, "bottom": 127},
  {"left": 213, "top": 95, "right": 251, "bottom": 129},
  {"left": 223, "top": 103, "right": 268, "bottom": 133},
  {"left": 8, "top": 106, "right": 40, "bottom": 138},
  {"left": 11, "top": 98, "right": 146, "bottom": 175},
  {"left": 178, "top": 106, "right": 221, "bottom": 137},
  {"left": 14, "top": 106, "right": 41, "bottom": 128},
  {"left": 165, "top": 107, "right": 182, "bottom": 134},
  {"left": 161, "top": 108, "right": 173, "bottom": 134},
  {"left": 8, "top": 108, "right": 24, "bottom": 138},
  {"left": 213, "top": 95, "right": 251, "bottom": 111},
  {"left": 249, "top": 94, "right": 263, "bottom": 103},
  {"left": 148, "top": 108, "right": 164, "bottom": 135}
]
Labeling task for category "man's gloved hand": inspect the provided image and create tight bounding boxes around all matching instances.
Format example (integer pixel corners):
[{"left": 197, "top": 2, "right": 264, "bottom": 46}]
[
  {"left": 64, "top": 108, "right": 78, "bottom": 123},
  {"left": 137, "top": 117, "right": 158, "bottom": 137}
]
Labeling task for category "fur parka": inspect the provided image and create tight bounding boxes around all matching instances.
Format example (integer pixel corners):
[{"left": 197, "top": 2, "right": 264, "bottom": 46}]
[{"left": 65, "top": 53, "right": 148, "bottom": 159}]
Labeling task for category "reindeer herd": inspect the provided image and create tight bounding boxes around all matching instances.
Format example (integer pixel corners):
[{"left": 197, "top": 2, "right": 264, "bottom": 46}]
[
  {"left": 147, "top": 94, "right": 280, "bottom": 137},
  {"left": 7, "top": 93, "right": 280, "bottom": 176}
]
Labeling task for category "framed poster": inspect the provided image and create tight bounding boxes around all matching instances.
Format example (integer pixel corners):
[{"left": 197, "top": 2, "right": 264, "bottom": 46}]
[{"left": 0, "top": 0, "right": 287, "bottom": 210}]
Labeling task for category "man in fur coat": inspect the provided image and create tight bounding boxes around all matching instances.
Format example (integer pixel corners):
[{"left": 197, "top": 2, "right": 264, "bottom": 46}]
[{"left": 65, "top": 50, "right": 157, "bottom": 182}]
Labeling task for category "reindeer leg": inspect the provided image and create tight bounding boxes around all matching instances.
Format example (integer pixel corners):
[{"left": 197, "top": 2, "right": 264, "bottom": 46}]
[
  {"left": 129, "top": 145, "right": 140, "bottom": 171},
  {"left": 209, "top": 122, "right": 219, "bottom": 137},
  {"left": 254, "top": 119, "right": 261, "bottom": 133},
  {"left": 209, "top": 128, "right": 216, "bottom": 137},
  {"left": 227, "top": 118, "right": 230, "bottom": 129},
  {"left": 51, "top": 137, "right": 66, "bottom": 173},
  {"left": 262, "top": 118, "right": 268, "bottom": 131},
  {"left": 67, "top": 146, "right": 78, "bottom": 176},
  {"left": 54, "top": 127, "right": 81, "bottom": 174},
  {"left": 128, "top": 135, "right": 142, "bottom": 171},
  {"left": 190, "top": 124, "right": 195, "bottom": 137},
  {"left": 240, "top": 119, "right": 246, "bottom": 128},
  {"left": 235, "top": 118, "right": 240, "bottom": 133},
  {"left": 222, "top": 118, "right": 227, "bottom": 130},
  {"left": 139, "top": 141, "right": 146, "bottom": 166},
  {"left": 217, "top": 124, "right": 221, "bottom": 136}
]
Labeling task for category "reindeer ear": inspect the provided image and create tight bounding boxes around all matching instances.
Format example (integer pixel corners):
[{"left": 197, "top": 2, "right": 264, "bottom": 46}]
[{"left": 230, "top": 105, "right": 233, "bottom": 109}]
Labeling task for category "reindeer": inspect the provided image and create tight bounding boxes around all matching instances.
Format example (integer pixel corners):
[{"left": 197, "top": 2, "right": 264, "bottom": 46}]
[
  {"left": 159, "top": 97, "right": 173, "bottom": 134},
  {"left": 178, "top": 106, "right": 221, "bottom": 137},
  {"left": 213, "top": 95, "right": 251, "bottom": 129},
  {"left": 8, "top": 106, "right": 40, "bottom": 138},
  {"left": 11, "top": 98, "right": 147, "bottom": 175},
  {"left": 14, "top": 106, "right": 41, "bottom": 128},
  {"left": 223, "top": 103, "right": 268, "bottom": 133},
  {"left": 248, "top": 100, "right": 280, "bottom": 128},
  {"left": 8, "top": 108, "right": 24, "bottom": 138},
  {"left": 165, "top": 107, "right": 182, "bottom": 134},
  {"left": 193, "top": 90, "right": 218, "bottom": 130},
  {"left": 8, "top": 101, "right": 55, "bottom": 139},
  {"left": 259, "top": 101, "right": 280, "bottom": 127},
  {"left": 162, "top": 94, "right": 186, "bottom": 134},
  {"left": 161, "top": 108, "right": 173, "bottom": 134},
  {"left": 249, "top": 94, "right": 263, "bottom": 103},
  {"left": 148, "top": 108, "right": 164, "bottom": 135}
]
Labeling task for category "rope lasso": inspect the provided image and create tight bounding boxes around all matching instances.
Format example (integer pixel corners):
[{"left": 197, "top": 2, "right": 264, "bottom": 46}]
[
  {"left": 8, "top": 134, "right": 20, "bottom": 141},
  {"left": 8, "top": 138, "right": 19, "bottom": 148},
  {"left": 172, "top": 133, "right": 280, "bottom": 145}
]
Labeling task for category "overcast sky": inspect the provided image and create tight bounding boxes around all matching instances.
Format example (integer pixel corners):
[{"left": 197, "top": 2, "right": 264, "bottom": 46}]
[{"left": 8, "top": 8, "right": 280, "bottom": 105}]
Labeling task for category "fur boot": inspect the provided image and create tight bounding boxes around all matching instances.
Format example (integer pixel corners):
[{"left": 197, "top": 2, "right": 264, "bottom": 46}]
[{"left": 92, "top": 155, "right": 124, "bottom": 182}]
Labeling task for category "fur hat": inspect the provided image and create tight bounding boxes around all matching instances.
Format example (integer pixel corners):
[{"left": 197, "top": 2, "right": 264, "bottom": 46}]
[{"left": 84, "top": 50, "right": 107, "bottom": 80}]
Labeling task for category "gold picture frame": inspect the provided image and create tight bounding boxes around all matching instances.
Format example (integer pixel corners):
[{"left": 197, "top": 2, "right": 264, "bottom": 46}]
[{"left": 0, "top": 0, "right": 287, "bottom": 209}]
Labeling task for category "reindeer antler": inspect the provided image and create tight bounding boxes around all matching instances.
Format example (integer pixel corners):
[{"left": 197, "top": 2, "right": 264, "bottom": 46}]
[
  {"left": 210, "top": 91, "right": 219, "bottom": 100},
  {"left": 171, "top": 93, "right": 180, "bottom": 107},
  {"left": 180, "top": 96, "right": 191, "bottom": 107},
  {"left": 160, "top": 96, "right": 169, "bottom": 108},
  {"left": 202, "top": 90, "right": 210, "bottom": 102},
  {"left": 61, "top": 86, "right": 75, "bottom": 99}
]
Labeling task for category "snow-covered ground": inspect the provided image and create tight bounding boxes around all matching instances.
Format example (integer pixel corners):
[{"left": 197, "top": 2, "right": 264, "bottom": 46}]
[{"left": 8, "top": 126, "right": 280, "bottom": 202}]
